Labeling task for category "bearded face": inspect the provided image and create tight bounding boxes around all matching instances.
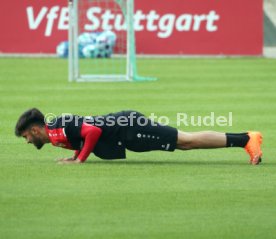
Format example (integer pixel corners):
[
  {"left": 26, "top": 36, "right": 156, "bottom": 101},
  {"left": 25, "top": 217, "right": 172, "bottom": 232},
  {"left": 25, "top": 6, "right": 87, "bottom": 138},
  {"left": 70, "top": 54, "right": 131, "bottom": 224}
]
[{"left": 22, "top": 129, "right": 45, "bottom": 150}]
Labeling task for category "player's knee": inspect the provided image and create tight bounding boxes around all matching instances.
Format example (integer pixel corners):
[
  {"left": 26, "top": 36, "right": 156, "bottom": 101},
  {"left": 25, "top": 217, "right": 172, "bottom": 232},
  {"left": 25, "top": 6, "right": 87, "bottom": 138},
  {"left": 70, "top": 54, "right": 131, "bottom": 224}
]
[{"left": 176, "top": 131, "right": 194, "bottom": 150}]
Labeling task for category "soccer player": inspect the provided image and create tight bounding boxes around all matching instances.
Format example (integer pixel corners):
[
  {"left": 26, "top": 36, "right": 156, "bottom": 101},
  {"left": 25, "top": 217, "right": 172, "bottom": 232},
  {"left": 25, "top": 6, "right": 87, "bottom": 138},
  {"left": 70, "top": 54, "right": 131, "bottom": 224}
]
[{"left": 15, "top": 108, "right": 263, "bottom": 165}]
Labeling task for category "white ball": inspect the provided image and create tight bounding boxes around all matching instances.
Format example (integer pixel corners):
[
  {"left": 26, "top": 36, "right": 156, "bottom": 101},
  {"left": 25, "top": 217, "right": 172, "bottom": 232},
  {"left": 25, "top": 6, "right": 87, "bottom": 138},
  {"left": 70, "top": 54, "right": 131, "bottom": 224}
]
[
  {"left": 78, "top": 33, "right": 93, "bottom": 45},
  {"left": 82, "top": 44, "right": 97, "bottom": 58},
  {"left": 56, "top": 41, "right": 68, "bottom": 58}
]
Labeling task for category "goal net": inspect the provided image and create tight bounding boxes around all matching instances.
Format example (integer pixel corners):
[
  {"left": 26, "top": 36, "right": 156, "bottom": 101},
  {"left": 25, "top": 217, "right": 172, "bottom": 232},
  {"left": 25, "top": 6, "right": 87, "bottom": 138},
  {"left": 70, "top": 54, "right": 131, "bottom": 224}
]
[{"left": 68, "top": 0, "right": 153, "bottom": 82}]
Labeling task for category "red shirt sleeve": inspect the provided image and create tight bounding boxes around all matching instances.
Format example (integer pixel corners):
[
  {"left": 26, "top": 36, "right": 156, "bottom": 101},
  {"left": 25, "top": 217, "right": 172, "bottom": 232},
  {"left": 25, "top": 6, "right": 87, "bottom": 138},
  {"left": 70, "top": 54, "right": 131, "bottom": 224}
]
[{"left": 77, "top": 123, "right": 102, "bottom": 162}]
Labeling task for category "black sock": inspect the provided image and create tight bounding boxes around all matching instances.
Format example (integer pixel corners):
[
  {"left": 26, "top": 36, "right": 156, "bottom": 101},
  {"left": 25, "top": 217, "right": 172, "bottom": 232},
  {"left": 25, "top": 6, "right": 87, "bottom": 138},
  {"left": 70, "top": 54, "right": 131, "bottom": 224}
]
[{"left": 226, "top": 133, "right": 249, "bottom": 147}]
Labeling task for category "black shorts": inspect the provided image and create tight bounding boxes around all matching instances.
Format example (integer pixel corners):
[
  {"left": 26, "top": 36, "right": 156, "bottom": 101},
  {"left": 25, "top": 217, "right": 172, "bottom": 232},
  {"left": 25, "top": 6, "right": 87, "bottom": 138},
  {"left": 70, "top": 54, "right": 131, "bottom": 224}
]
[
  {"left": 123, "top": 111, "right": 178, "bottom": 152},
  {"left": 91, "top": 111, "right": 178, "bottom": 159}
]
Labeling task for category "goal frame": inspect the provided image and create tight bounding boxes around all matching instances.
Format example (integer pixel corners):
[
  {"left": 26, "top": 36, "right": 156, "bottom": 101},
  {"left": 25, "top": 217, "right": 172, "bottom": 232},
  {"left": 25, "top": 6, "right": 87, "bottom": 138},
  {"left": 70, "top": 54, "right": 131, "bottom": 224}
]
[{"left": 68, "top": 0, "right": 153, "bottom": 82}]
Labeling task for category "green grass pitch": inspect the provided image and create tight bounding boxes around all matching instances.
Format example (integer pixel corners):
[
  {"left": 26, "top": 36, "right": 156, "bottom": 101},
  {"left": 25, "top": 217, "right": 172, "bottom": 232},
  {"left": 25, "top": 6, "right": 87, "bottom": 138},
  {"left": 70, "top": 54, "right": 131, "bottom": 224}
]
[{"left": 0, "top": 57, "right": 276, "bottom": 239}]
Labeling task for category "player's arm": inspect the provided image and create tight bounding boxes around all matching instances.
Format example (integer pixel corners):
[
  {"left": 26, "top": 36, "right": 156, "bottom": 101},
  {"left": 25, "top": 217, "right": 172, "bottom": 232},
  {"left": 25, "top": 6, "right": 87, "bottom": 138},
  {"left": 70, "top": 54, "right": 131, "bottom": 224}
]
[
  {"left": 76, "top": 123, "right": 102, "bottom": 162},
  {"left": 59, "top": 124, "right": 102, "bottom": 164}
]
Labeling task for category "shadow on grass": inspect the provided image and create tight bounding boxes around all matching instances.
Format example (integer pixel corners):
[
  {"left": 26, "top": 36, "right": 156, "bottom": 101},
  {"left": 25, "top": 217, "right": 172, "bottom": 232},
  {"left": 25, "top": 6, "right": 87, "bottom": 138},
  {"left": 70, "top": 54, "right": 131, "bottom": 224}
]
[{"left": 86, "top": 159, "right": 256, "bottom": 166}]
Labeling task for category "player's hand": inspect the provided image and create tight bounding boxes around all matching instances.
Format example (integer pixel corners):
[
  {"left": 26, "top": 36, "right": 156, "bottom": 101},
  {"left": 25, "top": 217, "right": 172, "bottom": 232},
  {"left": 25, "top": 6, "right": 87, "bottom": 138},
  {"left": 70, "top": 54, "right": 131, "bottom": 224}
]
[{"left": 57, "top": 157, "right": 75, "bottom": 162}]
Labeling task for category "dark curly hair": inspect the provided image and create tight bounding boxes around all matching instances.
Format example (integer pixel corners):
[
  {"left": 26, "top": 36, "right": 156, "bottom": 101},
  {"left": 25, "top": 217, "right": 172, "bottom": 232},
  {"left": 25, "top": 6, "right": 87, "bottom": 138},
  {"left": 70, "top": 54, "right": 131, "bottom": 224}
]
[{"left": 15, "top": 108, "right": 45, "bottom": 137}]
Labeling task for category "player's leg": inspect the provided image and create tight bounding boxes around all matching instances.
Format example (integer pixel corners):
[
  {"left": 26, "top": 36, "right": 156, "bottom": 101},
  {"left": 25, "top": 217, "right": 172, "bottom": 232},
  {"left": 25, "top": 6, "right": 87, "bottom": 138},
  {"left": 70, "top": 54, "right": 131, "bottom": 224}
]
[
  {"left": 176, "top": 131, "right": 263, "bottom": 164},
  {"left": 176, "top": 131, "right": 227, "bottom": 149},
  {"left": 122, "top": 111, "right": 263, "bottom": 165}
]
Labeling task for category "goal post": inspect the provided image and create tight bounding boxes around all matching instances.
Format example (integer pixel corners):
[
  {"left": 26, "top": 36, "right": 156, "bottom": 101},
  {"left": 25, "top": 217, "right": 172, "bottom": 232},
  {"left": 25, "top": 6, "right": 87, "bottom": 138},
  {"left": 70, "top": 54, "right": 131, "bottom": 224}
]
[{"left": 68, "top": 0, "right": 155, "bottom": 82}]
